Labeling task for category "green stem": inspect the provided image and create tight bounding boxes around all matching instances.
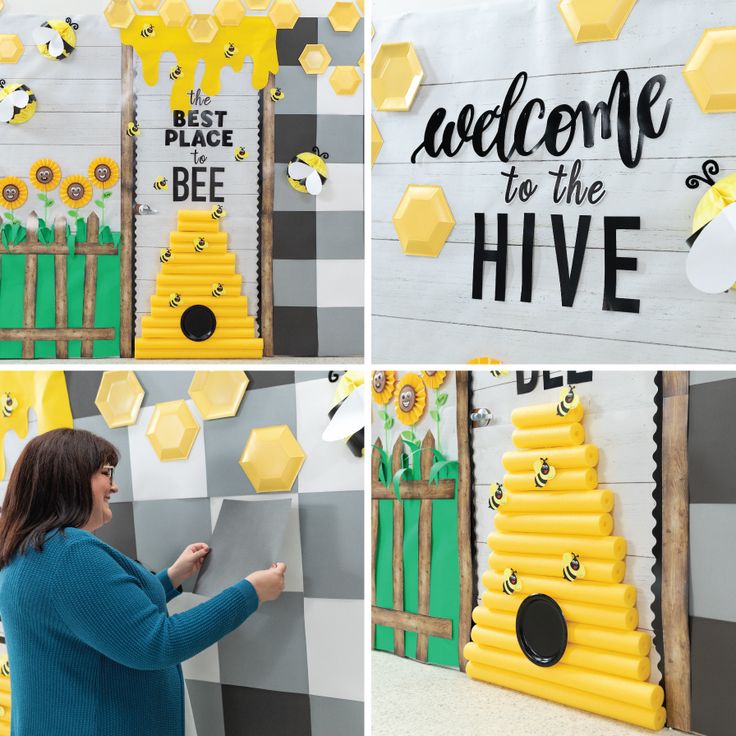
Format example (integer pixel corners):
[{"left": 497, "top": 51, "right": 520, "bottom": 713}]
[
  {"left": 101, "top": 197, "right": 105, "bottom": 229},
  {"left": 435, "top": 388, "right": 442, "bottom": 454}
]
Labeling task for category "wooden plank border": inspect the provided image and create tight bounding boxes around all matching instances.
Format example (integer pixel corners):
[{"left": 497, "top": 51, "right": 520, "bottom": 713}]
[
  {"left": 259, "top": 75, "right": 275, "bottom": 357},
  {"left": 661, "top": 371, "right": 691, "bottom": 732},
  {"left": 120, "top": 44, "right": 135, "bottom": 359},
  {"left": 372, "top": 607, "right": 453, "bottom": 639}
]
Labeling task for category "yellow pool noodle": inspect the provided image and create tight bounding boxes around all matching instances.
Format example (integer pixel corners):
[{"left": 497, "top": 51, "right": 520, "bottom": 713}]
[
  {"left": 472, "top": 607, "right": 650, "bottom": 657},
  {"left": 493, "top": 512, "right": 613, "bottom": 537},
  {"left": 470, "top": 626, "right": 650, "bottom": 681},
  {"left": 503, "top": 444, "right": 598, "bottom": 472},
  {"left": 511, "top": 401, "right": 584, "bottom": 428},
  {"left": 482, "top": 591, "right": 638, "bottom": 631},
  {"left": 502, "top": 490, "right": 613, "bottom": 514},
  {"left": 512, "top": 424, "right": 585, "bottom": 449},
  {"left": 503, "top": 468, "right": 598, "bottom": 492},
  {"left": 483, "top": 570, "right": 636, "bottom": 609},
  {"left": 465, "top": 661, "right": 666, "bottom": 731},
  {"left": 489, "top": 551, "right": 625, "bottom": 584},
  {"left": 488, "top": 532, "right": 626, "bottom": 560},
  {"left": 464, "top": 643, "right": 663, "bottom": 710}
]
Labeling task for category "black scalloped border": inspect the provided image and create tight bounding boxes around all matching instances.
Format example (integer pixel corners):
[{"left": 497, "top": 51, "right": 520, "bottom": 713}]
[
  {"left": 256, "top": 88, "right": 264, "bottom": 338},
  {"left": 466, "top": 371, "right": 479, "bottom": 610},
  {"left": 650, "top": 371, "right": 665, "bottom": 684}
]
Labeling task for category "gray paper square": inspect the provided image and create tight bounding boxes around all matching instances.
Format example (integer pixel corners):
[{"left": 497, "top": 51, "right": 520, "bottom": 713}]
[
  {"left": 66, "top": 372, "right": 104, "bottom": 419},
  {"left": 273, "top": 66, "right": 317, "bottom": 116},
  {"left": 186, "top": 680, "right": 225, "bottom": 736},
  {"left": 317, "top": 18, "right": 364, "bottom": 65},
  {"left": 317, "top": 308, "right": 363, "bottom": 358},
  {"left": 273, "top": 260, "right": 317, "bottom": 307},
  {"left": 275, "top": 164, "right": 316, "bottom": 211},
  {"left": 317, "top": 212, "right": 364, "bottom": 259},
  {"left": 194, "top": 499, "right": 292, "bottom": 596},
  {"left": 316, "top": 116, "right": 364, "bottom": 164},
  {"left": 138, "top": 371, "right": 194, "bottom": 408},
  {"left": 218, "top": 592, "right": 308, "bottom": 694},
  {"left": 310, "top": 695, "right": 363, "bottom": 736}
]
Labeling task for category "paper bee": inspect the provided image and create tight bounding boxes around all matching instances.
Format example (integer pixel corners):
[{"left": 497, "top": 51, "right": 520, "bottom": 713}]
[
  {"left": 1, "top": 392, "right": 18, "bottom": 418},
  {"left": 211, "top": 205, "right": 226, "bottom": 221},
  {"left": 126, "top": 121, "right": 141, "bottom": 137},
  {"left": 224, "top": 43, "right": 237, "bottom": 59},
  {"left": 502, "top": 568, "right": 522, "bottom": 595},
  {"left": 211, "top": 282, "right": 225, "bottom": 298},
  {"left": 287, "top": 147, "right": 329, "bottom": 196},
  {"left": 488, "top": 482, "right": 507, "bottom": 511},
  {"left": 169, "top": 65, "right": 182, "bottom": 81},
  {"left": 562, "top": 553, "right": 586, "bottom": 582},
  {"left": 159, "top": 248, "right": 172, "bottom": 264},
  {"left": 533, "top": 457, "right": 556, "bottom": 488},
  {"left": 34, "top": 17, "right": 79, "bottom": 61},
  {"left": 153, "top": 177, "right": 168, "bottom": 191},
  {"left": 0, "top": 80, "right": 37, "bottom": 125},
  {"left": 140, "top": 24, "right": 155, "bottom": 39},
  {"left": 270, "top": 87, "right": 284, "bottom": 102},
  {"left": 168, "top": 292, "right": 181, "bottom": 308},
  {"left": 556, "top": 384, "right": 579, "bottom": 417},
  {"left": 234, "top": 147, "right": 249, "bottom": 162},
  {"left": 194, "top": 237, "right": 208, "bottom": 253}
]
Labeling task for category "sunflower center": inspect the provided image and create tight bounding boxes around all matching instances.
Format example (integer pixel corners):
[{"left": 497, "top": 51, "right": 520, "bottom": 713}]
[
  {"left": 373, "top": 372, "right": 386, "bottom": 393},
  {"left": 399, "top": 386, "right": 416, "bottom": 411},
  {"left": 2, "top": 184, "right": 19, "bottom": 202},
  {"left": 35, "top": 166, "right": 53, "bottom": 184},
  {"left": 67, "top": 183, "right": 85, "bottom": 201},
  {"left": 94, "top": 164, "right": 111, "bottom": 183}
]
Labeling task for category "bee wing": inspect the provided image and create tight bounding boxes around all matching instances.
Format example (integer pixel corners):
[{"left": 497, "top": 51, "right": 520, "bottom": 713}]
[
  {"left": 562, "top": 552, "right": 572, "bottom": 565},
  {"left": 48, "top": 34, "right": 67, "bottom": 58},
  {"left": 546, "top": 464, "right": 556, "bottom": 480},
  {"left": 577, "top": 564, "right": 586, "bottom": 578},
  {"left": 0, "top": 98, "right": 15, "bottom": 123},
  {"left": 686, "top": 203, "right": 736, "bottom": 293},
  {"left": 503, "top": 568, "right": 513, "bottom": 580},
  {"left": 322, "top": 384, "right": 366, "bottom": 442},
  {"left": 533, "top": 458, "right": 542, "bottom": 473},
  {"left": 305, "top": 170, "right": 323, "bottom": 196},
  {"left": 33, "top": 27, "right": 58, "bottom": 46},
  {"left": 288, "top": 160, "right": 312, "bottom": 180}
]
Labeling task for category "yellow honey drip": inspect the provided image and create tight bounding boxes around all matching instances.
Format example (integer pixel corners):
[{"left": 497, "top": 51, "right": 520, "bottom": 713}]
[
  {"left": 120, "top": 16, "right": 279, "bottom": 112},
  {"left": 0, "top": 372, "right": 73, "bottom": 480}
]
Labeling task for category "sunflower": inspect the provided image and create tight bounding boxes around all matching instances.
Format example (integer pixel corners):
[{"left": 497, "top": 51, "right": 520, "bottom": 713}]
[
  {"left": 0, "top": 177, "right": 28, "bottom": 210},
  {"left": 394, "top": 372, "right": 427, "bottom": 426},
  {"left": 88, "top": 157, "right": 120, "bottom": 189},
  {"left": 29, "top": 159, "right": 62, "bottom": 192},
  {"left": 60, "top": 175, "right": 93, "bottom": 208},
  {"left": 422, "top": 370, "right": 446, "bottom": 389},
  {"left": 372, "top": 370, "right": 397, "bottom": 405}
]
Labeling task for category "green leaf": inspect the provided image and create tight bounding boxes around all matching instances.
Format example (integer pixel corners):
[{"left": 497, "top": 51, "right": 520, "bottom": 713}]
[
  {"left": 431, "top": 448, "right": 448, "bottom": 463},
  {"left": 437, "top": 392, "right": 449, "bottom": 407},
  {"left": 429, "top": 408, "right": 440, "bottom": 421},
  {"left": 37, "top": 193, "right": 48, "bottom": 204},
  {"left": 401, "top": 429, "right": 417, "bottom": 443},
  {"left": 102, "top": 191, "right": 113, "bottom": 199},
  {"left": 392, "top": 467, "right": 410, "bottom": 499},
  {"left": 4, "top": 213, "right": 13, "bottom": 221},
  {"left": 99, "top": 225, "right": 112, "bottom": 242},
  {"left": 429, "top": 460, "right": 459, "bottom": 486},
  {"left": 383, "top": 416, "right": 394, "bottom": 431},
  {"left": 45, "top": 200, "right": 54, "bottom": 209},
  {"left": 15, "top": 226, "right": 26, "bottom": 244},
  {"left": 67, "top": 210, "right": 78, "bottom": 219},
  {"left": 94, "top": 199, "right": 105, "bottom": 208},
  {"left": 9, "top": 223, "right": 20, "bottom": 242},
  {"left": 377, "top": 410, "right": 388, "bottom": 421}
]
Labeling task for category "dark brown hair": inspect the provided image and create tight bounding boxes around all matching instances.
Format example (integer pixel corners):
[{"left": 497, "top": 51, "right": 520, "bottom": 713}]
[{"left": 0, "top": 428, "right": 119, "bottom": 568}]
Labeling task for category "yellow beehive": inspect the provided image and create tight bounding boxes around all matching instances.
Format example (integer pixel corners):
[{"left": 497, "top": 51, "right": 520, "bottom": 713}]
[
  {"left": 135, "top": 210, "right": 264, "bottom": 359},
  {"left": 464, "top": 390, "right": 666, "bottom": 731},
  {"left": 0, "top": 655, "right": 10, "bottom": 735}
]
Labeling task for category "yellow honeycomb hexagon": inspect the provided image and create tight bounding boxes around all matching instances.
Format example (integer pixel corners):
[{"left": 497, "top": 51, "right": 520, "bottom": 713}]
[
  {"left": 160, "top": 0, "right": 191, "bottom": 27},
  {"left": 330, "top": 65, "right": 361, "bottom": 95},
  {"left": 269, "top": 0, "right": 300, "bottom": 30},
  {"left": 95, "top": 372, "right": 145, "bottom": 429},
  {"left": 371, "top": 116, "right": 383, "bottom": 167},
  {"left": 146, "top": 400, "right": 200, "bottom": 462},
  {"left": 372, "top": 42, "right": 424, "bottom": 112},
  {"left": 187, "top": 14, "right": 219, "bottom": 43},
  {"left": 683, "top": 28, "right": 736, "bottom": 113},
  {"left": 214, "top": 0, "right": 247, "bottom": 26},
  {"left": 188, "top": 371, "right": 249, "bottom": 420},
  {"left": 244, "top": 0, "right": 269, "bottom": 9},
  {"left": 0, "top": 1, "right": 4, "bottom": 12},
  {"left": 134, "top": 0, "right": 161, "bottom": 9},
  {"left": 358, "top": 53, "right": 364, "bottom": 71},
  {"left": 558, "top": 0, "right": 637, "bottom": 43},
  {"left": 240, "top": 425, "right": 306, "bottom": 493},
  {"left": 0, "top": 35, "right": 23, "bottom": 64},
  {"left": 328, "top": 1, "right": 360, "bottom": 32},
  {"left": 392, "top": 185, "right": 456, "bottom": 257},
  {"left": 104, "top": 0, "right": 137, "bottom": 29},
  {"left": 299, "top": 44, "right": 332, "bottom": 75}
]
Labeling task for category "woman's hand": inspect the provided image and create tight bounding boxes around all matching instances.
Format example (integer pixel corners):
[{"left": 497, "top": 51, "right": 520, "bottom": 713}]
[
  {"left": 167, "top": 543, "right": 210, "bottom": 589},
  {"left": 246, "top": 563, "right": 287, "bottom": 603}
]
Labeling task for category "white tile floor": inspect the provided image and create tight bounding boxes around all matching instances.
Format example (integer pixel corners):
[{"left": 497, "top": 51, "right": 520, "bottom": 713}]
[{"left": 372, "top": 652, "right": 687, "bottom": 736}]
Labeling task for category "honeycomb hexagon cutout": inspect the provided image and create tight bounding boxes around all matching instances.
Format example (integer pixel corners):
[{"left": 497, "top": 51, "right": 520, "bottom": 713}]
[
  {"left": 214, "top": 0, "right": 247, "bottom": 26},
  {"left": 299, "top": 43, "right": 332, "bottom": 75},
  {"left": 146, "top": 400, "right": 200, "bottom": 462},
  {"left": 187, "top": 14, "right": 219, "bottom": 43},
  {"left": 393, "top": 185, "right": 456, "bottom": 257},
  {"left": 0, "top": 34, "right": 23, "bottom": 63},
  {"left": 372, "top": 41, "right": 424, "bottom": 112},
  {"left": 160, "top": 0, "right": 192, "bottom": 27},
  {"left": 683, "top": 27, "right": 736, "bottom": 113},
  {"left": 95, "top": 372, "right": 146, "bottom": 429},
  {"left": 240, "top": 425, "right": 306, "bottom": 493},
  {"left": 269, "top": 0, "right": 301, "bottom": 30},
  {"left": 558, "top": 0, "right": 637, "bottom": 43},
  {"left": 134, "top": 0, "right": 162, "bottom": 9},
  {"left": 104, "top": 1, "right": 137, "bottom": 30},
  {"left": 328, "top": 2, "right": 360, "bottom": 32},
  {"left": 330, "top": 65, "right": 361, "bottom": 95},
  {"left": 371, "top": 116, "right": 383, "bottom": 167},
  {"left": 244, "top": 0, "right": 269, "bottom": 9},
  {"left": 188, "top": 371, "right": 249, "bottom": 420}
]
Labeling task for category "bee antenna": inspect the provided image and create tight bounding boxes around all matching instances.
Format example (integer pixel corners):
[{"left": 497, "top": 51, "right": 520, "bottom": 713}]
[
  {"left": 312, "top": 146, "right": 320, "bottom": 155},
  {"left": 0, "top": 80, "right": 5, "bottom": 88},
  {"left": 322, "top": 152, "right": 330, "bottom": 160},
  {"left": 686, "top": 159, "right": 720, "bottom": 190}
]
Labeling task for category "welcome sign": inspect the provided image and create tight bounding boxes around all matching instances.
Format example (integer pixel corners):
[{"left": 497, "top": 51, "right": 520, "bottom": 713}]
[{"left": 372, "top": 0, "right": 736, "bottom": 363}]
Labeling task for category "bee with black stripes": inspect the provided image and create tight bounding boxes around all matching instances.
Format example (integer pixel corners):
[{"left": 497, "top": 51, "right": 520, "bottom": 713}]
[
  {"left": 140, "top": 24, "right": 155, "bottom": 39},
  {"left": 211, "top": 205, "right": 226, "bottom": 221},
  {"left": 168, "top": 293, "right": 181, "bottom": 308},
  {"left": 270, "top": 87, "right": 284, "bottom": 102},
  {"left": 194, "top": 237, "right": 207, "bottom": 253},
  {"left": 126, "top": 121, "right": 140, "bottom": 137},
  {"left": 159, "top": 248, "right": 172, "bottom": 264},
  {"left": 562, "top": 552, "right": 586, "bottom": 582},
  {"left": 211, "top": 282, "right": 225, "bottom": 298},
  {"left": 224, "top": 43, "right": 237, "bottom": 59},
  {"left": 234, "top": 147, "right": 249, "bottom": 162},
  {"left": 533, "top": 457, "right": 556, "bottom": 488},
  {"left": 502, "top": 568, "right": 522, "bottom": 595},
  {"left": 33, "top": 17, "right": 79, "bottom": 61},
  {"left": 153, "top": 177, "right": 168, "bottom": 191},
  {"left": 1, "top": 392, "right": 18, "bottom": 418},
  {"left": 556, "top": 384, "right": 579, "bottom": 418},
  {"left": 488, "top": 482, "right": 507, "bottom": 511},
  {"left": 169, "top": 65, "right": 182, "bottom": 81}
]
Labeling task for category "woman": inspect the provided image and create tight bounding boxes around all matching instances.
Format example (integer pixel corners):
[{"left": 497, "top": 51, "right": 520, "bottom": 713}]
[{"left": 0, "top": 428, "right": 286, "bottom": 736}]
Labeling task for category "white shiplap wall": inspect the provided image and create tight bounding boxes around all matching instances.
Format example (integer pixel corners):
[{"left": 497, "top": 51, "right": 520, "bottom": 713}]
[
  {"left": 372, "top": 0, "right": 736, "bottom": 362},
  {"left": 469, "top": 370, "right": 662, "bottom": 682}
]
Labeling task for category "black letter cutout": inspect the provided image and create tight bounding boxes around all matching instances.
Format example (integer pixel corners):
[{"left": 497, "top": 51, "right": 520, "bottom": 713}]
[
  {"left": 472, "top": 213, "right": 508, "bottom": 301},
  {"left": 552, "top": 214, "right": 591, "bottom": 307},
  {"left": 603, "top": 216, "right": 640, "bottom": 313},
  {"left": 516, "top": 372, "right": 538, "bottom": 395}
]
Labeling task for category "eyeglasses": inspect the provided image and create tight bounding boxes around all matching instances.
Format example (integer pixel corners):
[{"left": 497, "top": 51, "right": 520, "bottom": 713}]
[{"left": 101, "top": 466, "right": 115, "bottom": 484}]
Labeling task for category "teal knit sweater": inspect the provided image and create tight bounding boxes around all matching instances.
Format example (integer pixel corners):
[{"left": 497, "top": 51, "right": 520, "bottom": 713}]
[{"left": 0, "top": 527, "right": 259, "bottom": 736}]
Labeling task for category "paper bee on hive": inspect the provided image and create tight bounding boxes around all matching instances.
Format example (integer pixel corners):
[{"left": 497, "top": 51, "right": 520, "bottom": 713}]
[
  {"left": 168, "top": 292, "right": 181, "bottom": 308},
  {"left": 211, "top": 282, "right": 225, "bottom": 298},
  {"left": 34, "top": 17, "right": 79, "bottom": 61},
  {"left": 288, "top": 147, "right": 329, "bottom": 196},
  {"left": 322, "top": 371, "right": 365, "bottom": 458},
  {"left": 159, "top": 248, "right": 172, "bottom": 264},
  {"left": 211, "top": 205, "right": 226, "bottom": 221},
  {"left": 556, "top": 384, "right": 579, "bottom": 417},
  {"left": 533, "top": 457, "right": 556, "bottom": 488},
  {"left": 1, "top": 392, "right": 18, "bottom": 418},
  {"left": 562, "top": 552, "right": 586, "bottom": 582},
  {"left": 488, "top": 482, "right": 507, "bottom": 511},
  {"left": 0, "top": 80, "right": 37, "bottom": 125},
  {"left": 502, "top": 568, "right": 522, "bottom": 595},
  {"left": 684, "top": 159, "right": 736, "bottom": 294},
  {"left": 194, "top": 237, "right": 207, "bottom": 253}
]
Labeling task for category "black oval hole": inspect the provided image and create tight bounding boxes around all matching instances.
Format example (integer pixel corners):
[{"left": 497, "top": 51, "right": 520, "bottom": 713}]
[
  {"left": 516, "top": 593, "right": 567, "bottom": 667},
  {"left": 180, "top": 305, "right": 216, "bottom": 342}
]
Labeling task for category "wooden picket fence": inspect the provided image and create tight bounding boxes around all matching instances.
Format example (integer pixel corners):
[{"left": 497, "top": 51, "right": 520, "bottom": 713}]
[
  {"left": 371, "top": 430, "right": 457, "bottom": 661},
  {"left": 0, "top": 211, "right": 117, "bottom": 358}
]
